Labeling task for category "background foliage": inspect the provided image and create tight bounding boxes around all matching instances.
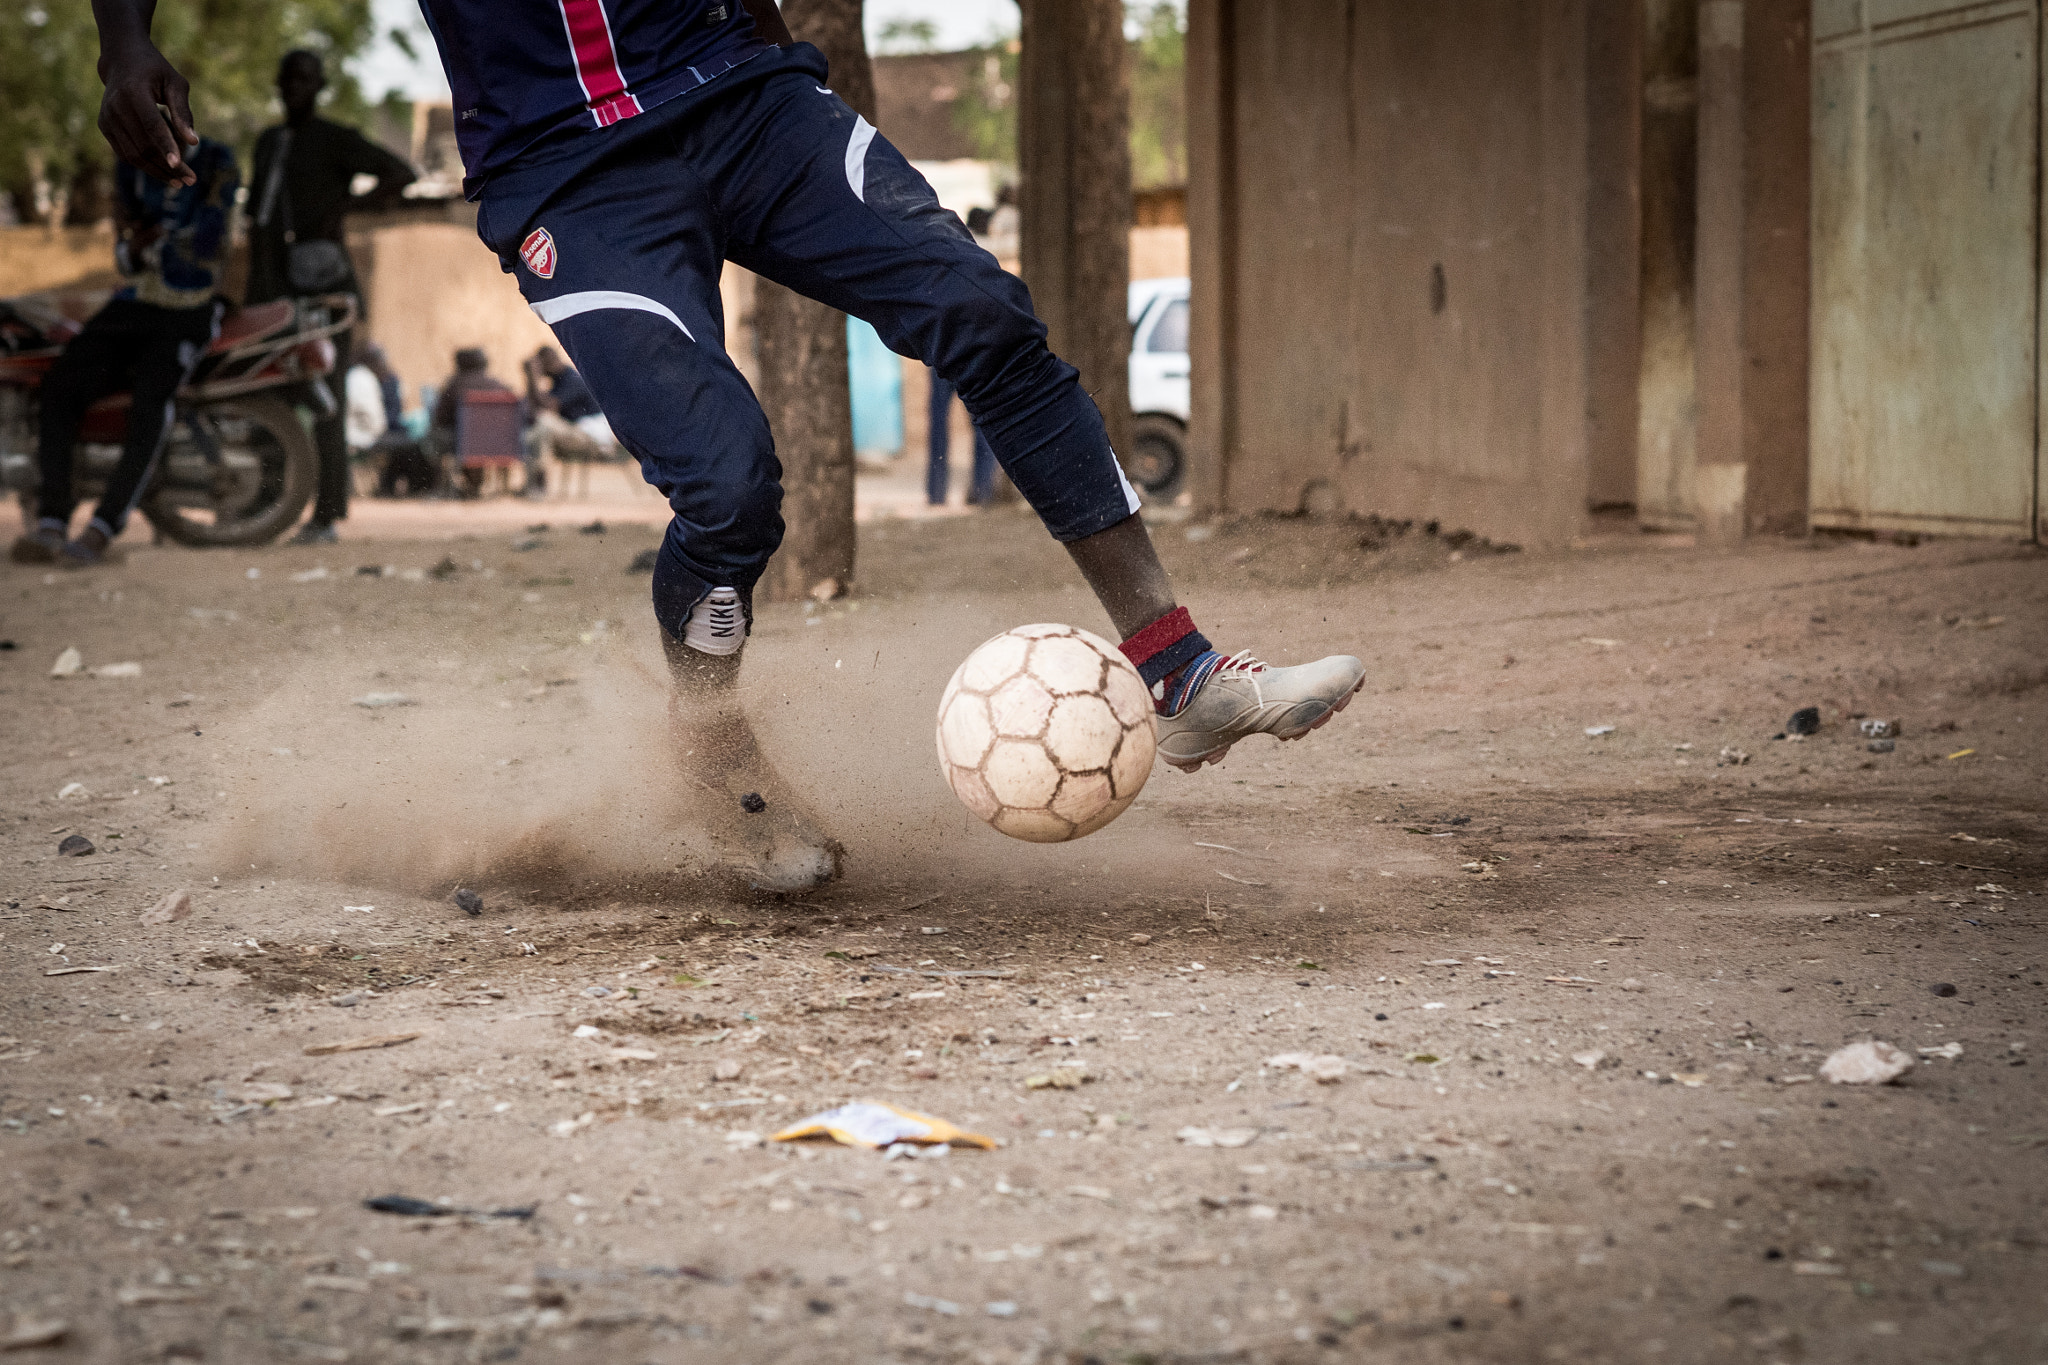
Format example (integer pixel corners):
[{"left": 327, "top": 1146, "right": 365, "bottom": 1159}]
[
  {"left": 955, "top": 1, "right": 1186, "bottom": 188},
  {"left": 1, "top": 0, "right": 380, "bottom": 224}
]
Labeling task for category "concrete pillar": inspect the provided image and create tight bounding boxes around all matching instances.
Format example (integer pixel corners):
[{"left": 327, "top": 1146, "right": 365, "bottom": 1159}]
[
  {"left": 1018, "top": 0, "right": 1134, "bottom": 461},
  {"left": 1693, "top": 0, "right": 1811, "bottom": 544},
  {"left": 1636, "top": 0, "right": 1700, "bottom": 531},
  {"left": 1585, "top": 0, "right": 1646, "bottom": 513}
]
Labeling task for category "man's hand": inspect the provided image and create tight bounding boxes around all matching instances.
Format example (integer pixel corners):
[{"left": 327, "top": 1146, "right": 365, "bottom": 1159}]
[{"left": 93, "top": 1, "right": 198, "bottom": 186}]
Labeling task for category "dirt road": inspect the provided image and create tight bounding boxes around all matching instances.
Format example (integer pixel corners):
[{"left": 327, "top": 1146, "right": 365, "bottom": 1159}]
[{"left": 1, "top": 511, "right": 2043, "bottom": 1363}]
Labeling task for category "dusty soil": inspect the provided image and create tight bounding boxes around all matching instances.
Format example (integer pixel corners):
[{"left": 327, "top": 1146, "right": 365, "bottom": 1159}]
[{"left": 0, "top": 508, "right": 2043, "bottom": 1365}]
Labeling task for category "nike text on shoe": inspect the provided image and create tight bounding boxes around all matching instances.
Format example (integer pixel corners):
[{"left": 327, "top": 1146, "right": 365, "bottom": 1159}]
[
  {"left": 1154, "top": 649, "right": 1366, "bottom": 772},
  {"left": 683, "top": 586, "right": 745, "bottom": 656}
]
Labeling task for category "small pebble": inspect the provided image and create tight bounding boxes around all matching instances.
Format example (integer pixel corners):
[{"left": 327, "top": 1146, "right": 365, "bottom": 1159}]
[
  {"left": 453, "top": 886, "right": 484, "bottom": 917},
  {"left": 740, "top": 792, "right": 767, "bottom": 814},
  {"left": 57, "top": 834, "right": 95, "bottom": 857},
  {"left": 1929, "top": 982, "right": 1958, "bottom": 998}
]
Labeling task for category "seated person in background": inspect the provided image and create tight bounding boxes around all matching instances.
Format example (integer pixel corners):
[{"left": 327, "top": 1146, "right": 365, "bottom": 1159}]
[
  {"left": 431, "top": 347, "right": 520, "bottom": 494},
  {"left": 522, "top": 346, "right": 614, "bottom": 473},
  {"left": 12, "top": 136, "right": 238, "bottom": 565}
]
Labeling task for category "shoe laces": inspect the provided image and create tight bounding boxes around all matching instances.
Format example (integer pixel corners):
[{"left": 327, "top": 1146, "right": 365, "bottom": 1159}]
[{"left": 1162, "top": 648, "right": 1267, "bottom": 717}]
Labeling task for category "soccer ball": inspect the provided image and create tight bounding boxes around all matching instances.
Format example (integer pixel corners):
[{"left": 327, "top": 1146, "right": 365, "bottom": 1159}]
[{"left": 937, "top": 623, "right": 1156, "bottom": 842}]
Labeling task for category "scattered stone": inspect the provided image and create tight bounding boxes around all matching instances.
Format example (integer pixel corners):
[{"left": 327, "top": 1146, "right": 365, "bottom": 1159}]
[
  {"left": 1572, "top": 1049, "right": 1608, "bottom": 1070},
  {"left": 627, "top": 549, "right": 658, "bottom": 573},
  {"left": 140, "top": 888, "right": 192, "bottom": 925},
  {"left": 330, "top": 992, "right": 366, "bottom": 1008},
  {"left": 56, "top": 834, "right": 94, "bottom": 857},
  {"left": 1128, "top": 933, "right": 1153, "bottom": 945},
  {"left": 580, "top": 520, "right": 607, "bottom": 535},
  {"left": 1929, "top": 982, "right": 1958, "bottom": 998},
  {"left": 48, "top": 647, "right": 82, "bottom": 677},
  {"left": 583, "top": 986, "right": 611, "bottom": 999},
  {"left": 712, "top": 1059, "right": 744, "bottom": 1082},
  {"left": 510, "top": 537, "right": 543, "bottom": 552},
  {"left": 89, "top": 661, "right": 142, "bottom": 679},
  {"left": 1819, "top": 1040, "right": 1913, "bottom": 1085},
  {"left": 739, "top": 792, "right": 767, "bottom": 814},
  {"left": 303, "top": 1031, "right": 423, "bottom": 1056},
  {"left": 1266, "top": 1052, "right": 1346, "bottom": 1083},
  {"left": 0, "top": 1316, "right": 68, "bottom": 1349},
  {"left": 1867, "top": 738, "right": 1895, "bottom": 753},
  {"left": 1858, "top": 718, "right": 1899, "bottom": 738},
  {"left": 235, "top": 1082, "right": 294, "bottom": 1103},
  {"left": 429, "top": 555, "right": 461, "bottom": 580},
  {"left": 363, "top": 1194, "right": 534, "bottom": 1220},
  {"left": 1917, "top": 1043, "right": 1963, "bottom": 1060},
  {"left": 1786, "top": 706, "right": 1821, "bottom": 736},
  {"left": 55, "top": 782, "right": 89, "bottom": 801},
  {"left": 1177, "top": 1126, "right": 1258, "bottom": 1149},
  {"left": 353, "top": 692, "right": 415, "bottom": 709},
  {"left": 453, "top": 886, "right": 484, "bottom": 917},
  {"left": 1620, "top": 978, "right": 1646, "bottom": 992},
  {"left": 1716, "top": 747, "right": 1750, "bottom": 767},
  {"left": 1025, "top": 1065, "right": 1090, "bottom": 1090},
  {"left": 1584, "top": 725, "right": 1616, "bottom": 737}
]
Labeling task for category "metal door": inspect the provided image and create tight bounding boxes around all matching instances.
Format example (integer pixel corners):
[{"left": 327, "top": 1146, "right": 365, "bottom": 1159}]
[{"left": 1811, "top": 0, "right": 2039, "bottom": 539}]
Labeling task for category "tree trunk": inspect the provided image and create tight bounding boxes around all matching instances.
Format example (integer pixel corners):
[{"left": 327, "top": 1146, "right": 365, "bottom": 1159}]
[
  {"left": 1018, "top": 0, "right": 1135, "bottom": 462},
  {"left": 753, "top": 0, "right": 875, "bottom": 603}
]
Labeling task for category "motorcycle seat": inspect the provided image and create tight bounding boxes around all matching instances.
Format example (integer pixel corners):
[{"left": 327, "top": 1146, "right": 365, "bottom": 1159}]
[{"left": 210, "top": 301, "right": 296, "bottom": 354}]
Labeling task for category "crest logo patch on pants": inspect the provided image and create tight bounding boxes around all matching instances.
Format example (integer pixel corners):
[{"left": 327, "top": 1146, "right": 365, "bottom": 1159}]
[{"left": 520, "top": 227, "right": 557, "bottom": 279}]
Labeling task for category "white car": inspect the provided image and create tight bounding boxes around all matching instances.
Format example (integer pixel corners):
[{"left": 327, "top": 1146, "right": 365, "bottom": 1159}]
[{"left": 1126, "top": 276, "right": 1189, "bottom": 498}]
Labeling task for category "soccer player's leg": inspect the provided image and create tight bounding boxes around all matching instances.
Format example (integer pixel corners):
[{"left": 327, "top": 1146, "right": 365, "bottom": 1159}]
[
  {"left": 722, "top": 77, "right": 1362, "bottom": 770},
  {"left": 478, "top": 161, "right": 841, "bottom": 890}
]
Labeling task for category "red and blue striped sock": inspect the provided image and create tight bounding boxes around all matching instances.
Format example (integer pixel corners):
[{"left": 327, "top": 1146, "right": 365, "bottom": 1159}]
[{"left": 1118, "top": 606, "right": 1216, "bottom": 717}]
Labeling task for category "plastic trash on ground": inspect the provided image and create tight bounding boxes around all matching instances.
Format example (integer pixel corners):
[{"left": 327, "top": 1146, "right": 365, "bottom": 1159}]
[{"left": 772, "top": 1102, "right": 997, "bottom": 1150}]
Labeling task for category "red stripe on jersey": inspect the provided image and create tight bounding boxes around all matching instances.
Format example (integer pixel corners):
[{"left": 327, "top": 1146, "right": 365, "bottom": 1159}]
[{"left": 557, "top": 0, "right": 639, "bottom": 121}]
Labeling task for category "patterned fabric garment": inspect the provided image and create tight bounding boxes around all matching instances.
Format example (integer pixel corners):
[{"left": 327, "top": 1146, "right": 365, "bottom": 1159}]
[
  {"left": 416, "top": 0, "right": 771, "bottom": 195},
  {"left": 115, "top": 138, "right": 238, "bottom": 310}
]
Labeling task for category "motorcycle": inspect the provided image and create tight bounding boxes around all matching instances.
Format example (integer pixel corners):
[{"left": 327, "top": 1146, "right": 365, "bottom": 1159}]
[{"left": 0, "top": 292, "right": 354, "bottom": 547}]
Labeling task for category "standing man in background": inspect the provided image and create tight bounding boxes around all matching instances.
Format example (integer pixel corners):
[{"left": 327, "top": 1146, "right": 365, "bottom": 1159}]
[{"left": 246, "top": 49, "right": 416, "bottom": 545}]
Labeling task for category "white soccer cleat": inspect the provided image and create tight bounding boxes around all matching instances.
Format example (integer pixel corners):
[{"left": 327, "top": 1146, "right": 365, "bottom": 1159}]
[{"left": 1154, "top": 649, "right": 1365, "bottom": 772}]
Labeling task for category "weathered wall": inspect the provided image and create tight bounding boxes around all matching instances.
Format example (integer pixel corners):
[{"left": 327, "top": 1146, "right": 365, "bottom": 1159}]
[
  {"left": 1191, "top": 0, "right": 1622, "bottom": 548},
  {"left": 350, "top": 221, "right": 559, "bottom": 404},
  {"left": 1810, "top": 0, "right": 2037, "bottom": 540},
  {"left": 0, "top": 224, "right": 120, "bottom": 296}
]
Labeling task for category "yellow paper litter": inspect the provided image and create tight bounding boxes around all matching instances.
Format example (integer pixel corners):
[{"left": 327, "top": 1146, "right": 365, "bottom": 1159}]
[{"left": 771, "top": 1102, "right": 997, "bottom": 1150}]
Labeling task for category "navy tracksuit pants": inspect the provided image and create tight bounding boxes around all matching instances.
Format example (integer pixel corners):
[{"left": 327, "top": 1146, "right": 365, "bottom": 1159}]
[{"left": 476, "top": 44, "right": 1138, "bottom": 643}]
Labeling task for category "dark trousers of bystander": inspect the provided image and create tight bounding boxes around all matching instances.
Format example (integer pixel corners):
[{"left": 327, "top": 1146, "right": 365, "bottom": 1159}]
[
  {"left": 35, "top": 297, "right": 220, "bottom": 538},
  {"left": 311, "top": 326, "right": 354, "bottom": 525},
  {"left": 925, "top": 369, "right": 997, "bottom": 507}
]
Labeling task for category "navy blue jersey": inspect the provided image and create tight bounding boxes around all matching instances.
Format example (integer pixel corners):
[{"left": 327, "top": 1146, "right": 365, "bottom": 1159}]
[{"left": 417, "top": 0, "right": 770, "bottom": 194}]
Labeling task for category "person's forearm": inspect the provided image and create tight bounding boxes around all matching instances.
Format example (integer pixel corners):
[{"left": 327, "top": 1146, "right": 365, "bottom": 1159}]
[
  {"left": 91, "top": 0, "right": 156, "bottom": 65},
  {"left": 739, "top": 0, "right": 794, "bottom": 47}
]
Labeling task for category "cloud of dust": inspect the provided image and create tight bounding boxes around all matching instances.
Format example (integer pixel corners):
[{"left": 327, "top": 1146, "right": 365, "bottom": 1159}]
[
  {"left": 204, "top": 640, "right": 717, "bottom": 898},
  {"left": 199, "top": 597, "right": 1185, "bottom": 903}
]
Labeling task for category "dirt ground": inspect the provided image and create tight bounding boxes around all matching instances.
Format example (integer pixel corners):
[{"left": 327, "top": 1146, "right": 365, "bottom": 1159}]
[{"left": 0, "top": 506, "right": 2043, "bottom": 1365}]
